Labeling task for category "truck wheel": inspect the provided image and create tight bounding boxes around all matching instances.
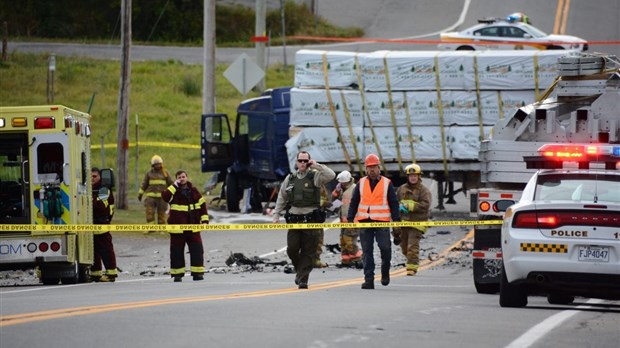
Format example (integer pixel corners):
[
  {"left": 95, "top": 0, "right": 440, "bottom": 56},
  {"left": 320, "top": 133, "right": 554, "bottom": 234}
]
[
  {"left": 474, "top": 281, "right": 499, "bottom": 294},
  {"left": 499, "top": 265, "right": 527, "bottom": 308},
  {"left": 225, "top": 173, "right": 240, "bottom": 212},
  {"left": 547, "top": 293, "right": 574, "bottom": 305}
]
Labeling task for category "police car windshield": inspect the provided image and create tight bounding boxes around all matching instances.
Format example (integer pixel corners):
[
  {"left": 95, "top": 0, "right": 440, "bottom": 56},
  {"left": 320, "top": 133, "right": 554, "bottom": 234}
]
[
  {"left": 522, "top": 24, "right": 546, "bottom": 37},
  {"left": 534, "top": 173, "right": 620, "bottom": 203}
]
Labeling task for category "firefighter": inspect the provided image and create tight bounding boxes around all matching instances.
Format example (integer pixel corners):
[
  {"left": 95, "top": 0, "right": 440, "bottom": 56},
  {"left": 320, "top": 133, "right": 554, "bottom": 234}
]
[
  {"left": 347, "top": 154, "right": 401, "bottom": 289},
  {"left": 91, "top": 167, "right": 118, "bottom": 282},
  {"left": 332, "top": 170, "right": 362, "bottom": 266},
  {"left": 394, "top": 163, "right": 432, "bottom": 276},
  {"left": 161, "top": 170, "right": 209, "bottom": 282},
  {"left": 138, "top": 155, "right": 174, "bottom": 233},
  {"left": 272, "top": 151, "right": 335, "bottom": 289}
]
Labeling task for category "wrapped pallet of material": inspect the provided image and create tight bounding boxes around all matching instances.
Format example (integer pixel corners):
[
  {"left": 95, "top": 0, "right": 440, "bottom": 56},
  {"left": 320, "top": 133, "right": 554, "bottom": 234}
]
[
  {"left": 469, "top": 50, "right": 565, "bottom": 90},
  {"left": 286, "top": 126, "right": 365, "bottom": 171},
  {"left": 290, "top": 88, "right": 364, "bottom": 127},
  {"left": 366, "top": 90, "right": 534, "bottom": 127},
  {"left": 363, "top": 126, "right": 445, "bottom": 161},
  {"left": 497, "top": 90, "right": 541, "bottom": 120},
  {"left": 294, "top": 50, "right": 360, "bottom": 88},
  {"left": 446, "top": 125, "right": 493, "bottom": 160},
  {"left": 358, "top": 50, "right": 476, "bottom": 91}
]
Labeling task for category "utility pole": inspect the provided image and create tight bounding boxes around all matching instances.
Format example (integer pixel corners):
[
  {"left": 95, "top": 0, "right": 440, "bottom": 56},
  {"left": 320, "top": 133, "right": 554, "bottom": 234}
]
[
  {"left": 255, "top": 0, "right": 266, "bottom": 92},
  {"left": 116, "top": 0, "right": 132, "bottom": 209},
  {"left": 203, "top": 0, "right": 216, "bottom": 114}
]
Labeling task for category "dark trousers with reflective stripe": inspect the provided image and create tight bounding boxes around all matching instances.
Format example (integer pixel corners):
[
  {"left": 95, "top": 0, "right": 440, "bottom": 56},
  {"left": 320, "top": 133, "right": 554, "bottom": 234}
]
[
  {"left": 170, "top": 231, "right": 204, "bottom": 276},
  {"left": 92, "top": 232, "right": 117, "bottom": 275}
]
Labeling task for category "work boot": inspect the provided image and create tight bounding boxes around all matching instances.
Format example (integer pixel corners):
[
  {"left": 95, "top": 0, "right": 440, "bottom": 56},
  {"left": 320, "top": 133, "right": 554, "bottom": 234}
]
[
  {"left": 381, "top": 267, "right": 390, "bottom": 286},
  {"left": 361, "top": 281, "right": 374, "bottom": 290},
  {"left": 99, "top": 275, "right": 116, "bottom": 283},
  {"left": 406, "top": 264, "right": 419, "bottom": 276},
  {"left": 193, "top": 275, "right": 204, "bottom": 281},
  {"left": 298, "top": 282, "right": 308, "bottom": 289},
  {"left": 173, "top": 276, "right": 183, "bottom": 282},
  {"left": 314, "top": 260, "right": 327, "bottom": 268}
]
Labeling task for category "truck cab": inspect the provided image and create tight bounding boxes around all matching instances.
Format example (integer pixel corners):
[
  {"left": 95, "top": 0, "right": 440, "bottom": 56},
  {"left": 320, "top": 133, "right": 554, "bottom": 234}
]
[{"left": 201, "top": 87, "right": 292, "bottom": 212}]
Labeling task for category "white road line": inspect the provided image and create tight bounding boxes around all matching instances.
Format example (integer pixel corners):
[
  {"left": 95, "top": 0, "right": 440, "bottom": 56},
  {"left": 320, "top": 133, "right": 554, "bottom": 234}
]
[{"left": 504, "top": 298, "right": 604, "bottom": 348}]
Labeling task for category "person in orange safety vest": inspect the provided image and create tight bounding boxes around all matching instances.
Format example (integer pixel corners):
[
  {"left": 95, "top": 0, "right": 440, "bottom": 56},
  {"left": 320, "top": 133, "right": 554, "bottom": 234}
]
[{"left": 346, "top": 154, "right": 401, "bottom": 290}]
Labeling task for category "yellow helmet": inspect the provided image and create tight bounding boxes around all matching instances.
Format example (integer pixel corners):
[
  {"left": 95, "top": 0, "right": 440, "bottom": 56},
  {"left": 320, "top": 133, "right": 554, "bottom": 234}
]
[
  {"left": 405, "top": 163, "right": 422, "bottom": 175},
  {"left": 151, "top": 155, "right": 163, "bottom": 165}
]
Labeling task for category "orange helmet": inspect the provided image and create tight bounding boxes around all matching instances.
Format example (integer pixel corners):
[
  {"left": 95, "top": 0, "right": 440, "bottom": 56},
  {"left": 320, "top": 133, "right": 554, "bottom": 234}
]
[{"left": 364, "top": 154, "right": 380, "bottom": 166}]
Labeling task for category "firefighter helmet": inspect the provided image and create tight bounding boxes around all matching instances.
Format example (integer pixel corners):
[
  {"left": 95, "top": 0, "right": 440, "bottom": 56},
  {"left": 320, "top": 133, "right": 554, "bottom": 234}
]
[
  {"left": 151, "top": 155, "right": 163, "bottom": 165},
  {"left": 337, "top": 170, "right": 352, "bottom": 183},
  {"left": 364, "top": 154, "right": 380, "bottom": 166},
  {"left": 405, "top": 163, "right": 422, "bottom": 175}
]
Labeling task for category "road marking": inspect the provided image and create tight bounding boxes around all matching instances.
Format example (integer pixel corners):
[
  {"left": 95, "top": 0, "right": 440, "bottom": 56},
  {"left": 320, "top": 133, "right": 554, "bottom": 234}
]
[
  {"left": 0, "top": 229, "right": 472, "bottom": 327},
  {"left": 554, "top": 0, "right": 571, "bottom": 35},
  {"left": 504, "top": 298, "right": 604, "bottom": 348}
]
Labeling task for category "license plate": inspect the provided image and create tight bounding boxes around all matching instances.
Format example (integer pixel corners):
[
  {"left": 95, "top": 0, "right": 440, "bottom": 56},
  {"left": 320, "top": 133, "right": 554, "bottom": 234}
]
[{"left": 578, "top": 246, "right": 609, "bottom": 262}]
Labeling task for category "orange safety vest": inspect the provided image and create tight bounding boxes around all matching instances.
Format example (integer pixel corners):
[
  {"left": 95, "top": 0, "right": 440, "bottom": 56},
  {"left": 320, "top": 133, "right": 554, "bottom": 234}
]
[{"left": 355, "top": 176, "right": 392, "bottom": 222}]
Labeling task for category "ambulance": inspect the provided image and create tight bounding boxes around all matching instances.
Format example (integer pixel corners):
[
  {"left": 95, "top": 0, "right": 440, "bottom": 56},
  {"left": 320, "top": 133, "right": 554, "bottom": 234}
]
[{"left": 0, "top": 105, "right": 109, "bottom": 284}]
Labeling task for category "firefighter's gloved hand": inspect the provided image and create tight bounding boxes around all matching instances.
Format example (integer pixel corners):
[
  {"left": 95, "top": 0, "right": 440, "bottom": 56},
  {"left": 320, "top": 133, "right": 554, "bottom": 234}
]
[
  {"left": 399, "top": 204, "right": 409, "bottom": 214},
  {"left": 401, "top": 200, "right": 416, "bottom": 212},
  {"left": 138, "top": 194, "right": 142, "bottom": 202}
]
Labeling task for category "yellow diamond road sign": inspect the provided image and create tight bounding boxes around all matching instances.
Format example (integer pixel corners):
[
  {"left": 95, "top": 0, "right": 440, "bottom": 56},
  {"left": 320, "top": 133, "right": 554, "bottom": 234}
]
[{"left": 224, "top": 53, "right": 265, "bottom": 96}]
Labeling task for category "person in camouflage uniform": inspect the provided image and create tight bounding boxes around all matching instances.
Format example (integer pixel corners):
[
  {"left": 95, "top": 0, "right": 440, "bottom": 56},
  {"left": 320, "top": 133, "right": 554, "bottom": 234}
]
[
  {"left": 332, "top": 170, "right": 362, "bottom": 266},
  {"left": 138, "top": 155, "right": 174, "bottom": 231},
  {"left": 394, "top": 163, "right": 432, "bottom": 276}
]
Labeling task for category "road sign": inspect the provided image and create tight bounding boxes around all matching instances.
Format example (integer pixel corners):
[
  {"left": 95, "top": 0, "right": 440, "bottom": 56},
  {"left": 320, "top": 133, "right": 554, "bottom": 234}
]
[{"left": 224, "top": 53, "right": 265, "bottom": 96}]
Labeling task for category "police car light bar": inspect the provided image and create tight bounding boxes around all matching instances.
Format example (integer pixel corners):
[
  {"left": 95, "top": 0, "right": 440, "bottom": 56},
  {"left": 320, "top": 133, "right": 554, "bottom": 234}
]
[{"left": 524, "top": 144, "right": 620, "bottom": 170}]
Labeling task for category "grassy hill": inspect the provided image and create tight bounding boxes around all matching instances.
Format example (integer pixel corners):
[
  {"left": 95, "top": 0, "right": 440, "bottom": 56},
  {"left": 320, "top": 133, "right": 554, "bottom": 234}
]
[{"left": 0, "top": 52, "right": 294, "bottom": 216}]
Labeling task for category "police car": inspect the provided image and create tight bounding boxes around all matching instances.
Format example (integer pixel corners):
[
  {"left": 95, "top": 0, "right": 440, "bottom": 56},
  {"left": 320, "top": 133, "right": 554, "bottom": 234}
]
[
  {"left": 438, "top": 17, "right": 588, "bottom": 51},
  {"left": 499, "top": 144, "right": 620, "bottom": 307}
]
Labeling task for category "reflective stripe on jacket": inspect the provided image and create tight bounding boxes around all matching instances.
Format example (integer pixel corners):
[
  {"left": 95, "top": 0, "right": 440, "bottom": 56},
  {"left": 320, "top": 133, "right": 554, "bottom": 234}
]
[
  {"left": 138, "top": 169, "right": 173, "bottom": 197},
  {"left": 355, "top": 176, "right": 391, "bottom": 222},
  {"left": 161, "top": 182, "right": 209, "bottom": 233}
]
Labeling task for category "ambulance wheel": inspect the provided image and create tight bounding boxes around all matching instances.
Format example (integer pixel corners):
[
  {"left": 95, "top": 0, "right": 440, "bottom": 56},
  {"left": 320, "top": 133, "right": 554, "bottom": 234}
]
[
  {"left": 61, "top": 262, "right": 79, "bottom": 284},
  {"left": 42, "top": 277, "right": 60, "bottom": 285},
  {"left": 225, "top": 173, "right": 240, "bottom": 212},
  {"left": 78, "top": 264, "right": 90, "bottom": 283}
]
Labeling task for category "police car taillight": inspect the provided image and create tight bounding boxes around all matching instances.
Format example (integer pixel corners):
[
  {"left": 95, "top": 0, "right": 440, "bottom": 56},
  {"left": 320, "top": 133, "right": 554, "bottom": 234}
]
[{"left": 513, "top": 210, "right": 620, "bottom": 229}]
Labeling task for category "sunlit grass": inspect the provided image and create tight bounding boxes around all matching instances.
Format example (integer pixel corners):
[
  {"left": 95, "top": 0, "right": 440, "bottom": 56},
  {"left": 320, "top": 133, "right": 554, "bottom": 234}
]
[{"left": 0, "top": 52, "right": 294, "bottom": 208}]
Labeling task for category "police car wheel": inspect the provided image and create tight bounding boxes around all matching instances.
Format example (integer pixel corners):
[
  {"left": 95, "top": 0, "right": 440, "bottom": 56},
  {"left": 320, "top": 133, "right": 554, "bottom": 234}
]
[{"left": 499, "top": 265, "right": 527, "bottom": 308}]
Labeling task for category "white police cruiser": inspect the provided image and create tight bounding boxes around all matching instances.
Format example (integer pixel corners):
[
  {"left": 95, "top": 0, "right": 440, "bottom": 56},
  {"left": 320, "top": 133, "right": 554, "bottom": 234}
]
[{"left": 499, "top": 144, "right": 620, "bottom": 307}]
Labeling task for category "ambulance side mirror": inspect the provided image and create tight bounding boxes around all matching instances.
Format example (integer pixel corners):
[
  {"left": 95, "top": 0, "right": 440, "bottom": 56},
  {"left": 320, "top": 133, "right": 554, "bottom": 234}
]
[{"left": 100, "top": 168, "right": 115, "bottom": 189}]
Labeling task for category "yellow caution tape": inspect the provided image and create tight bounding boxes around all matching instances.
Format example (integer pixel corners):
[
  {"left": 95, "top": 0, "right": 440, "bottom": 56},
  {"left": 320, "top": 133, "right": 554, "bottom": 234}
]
[{"left": 1, "top": 220, "right": 503, "bottom": 233}]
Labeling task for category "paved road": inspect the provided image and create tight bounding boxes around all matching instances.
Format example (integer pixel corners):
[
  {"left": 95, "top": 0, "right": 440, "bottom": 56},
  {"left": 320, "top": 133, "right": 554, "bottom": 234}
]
[{"left": 8, "top": 0, "right": 618, "bottom": 65}]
